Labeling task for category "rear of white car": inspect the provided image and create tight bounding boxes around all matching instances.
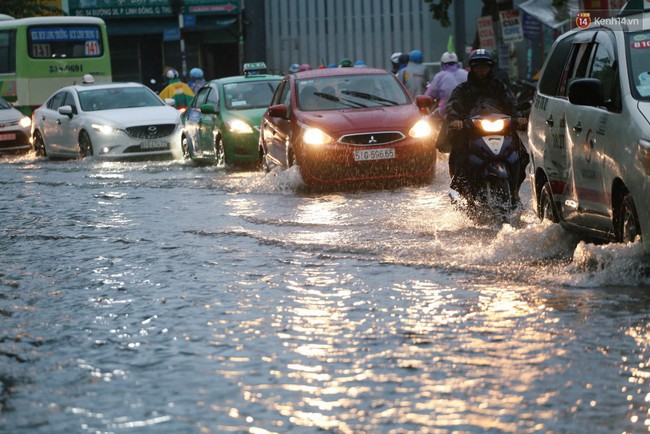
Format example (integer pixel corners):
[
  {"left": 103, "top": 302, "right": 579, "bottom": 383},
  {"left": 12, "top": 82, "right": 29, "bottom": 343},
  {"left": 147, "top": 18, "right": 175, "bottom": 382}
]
[
  {"left": 32, "top": 83, "right": 181, "bottom": 160},
  {"left": 526, "top": 11, "right": 650, "bottom": 253}
]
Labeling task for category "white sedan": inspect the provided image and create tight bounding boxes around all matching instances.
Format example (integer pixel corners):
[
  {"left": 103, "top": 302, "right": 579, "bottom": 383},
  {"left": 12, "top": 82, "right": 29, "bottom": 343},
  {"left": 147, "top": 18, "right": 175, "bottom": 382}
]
[{"left": 31, "top": 82, "right": 181, "bottom": 160}]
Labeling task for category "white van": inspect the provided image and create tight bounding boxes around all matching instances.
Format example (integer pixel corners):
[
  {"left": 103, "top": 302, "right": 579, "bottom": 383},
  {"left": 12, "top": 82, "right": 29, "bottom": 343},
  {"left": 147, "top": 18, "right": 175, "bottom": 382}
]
[{"left": 525, "top": 8, "right": 650, "bottom": 253}]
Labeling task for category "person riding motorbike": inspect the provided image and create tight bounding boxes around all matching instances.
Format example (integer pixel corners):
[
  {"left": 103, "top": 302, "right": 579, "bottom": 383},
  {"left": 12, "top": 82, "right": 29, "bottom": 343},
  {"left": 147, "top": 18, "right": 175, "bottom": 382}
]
[
  {"left": 188, "top": 67, "right": 206, "bottom": 94},
  {"left": 159, "top": 69, "right": 195, "bottom": 110},
  {"left": 397, "top": 49, "right": 430, "bottom": 97},
  {"left": 445, "top": 49, "right": 528, "bottom": 202}
]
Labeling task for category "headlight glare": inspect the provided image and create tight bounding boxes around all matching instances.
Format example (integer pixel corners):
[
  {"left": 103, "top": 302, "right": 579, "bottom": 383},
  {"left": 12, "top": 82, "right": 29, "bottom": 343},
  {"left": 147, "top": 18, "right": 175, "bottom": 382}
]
[
  {"left": 303, "top": 127, "right": 332, "bottom": 146},
  {"left": 409, "top": 119, "right": 433, "bottom": 138},
  {"left": 91, "top": 123, "right": 118, "bottom": 134},
  {"left": 476, "top": 118, "right": 508, "bottom": 133},
  {"left": 226, "top": 119, "right": 254, "bottom": 134},
  {"left": 19, "top": 116, "right": 31, "bottom": 128}
]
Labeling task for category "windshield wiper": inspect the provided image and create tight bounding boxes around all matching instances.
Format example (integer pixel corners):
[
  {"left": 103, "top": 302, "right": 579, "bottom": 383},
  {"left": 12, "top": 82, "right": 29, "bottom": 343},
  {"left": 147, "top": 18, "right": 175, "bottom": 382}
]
[
  {"left": 313, "top": 92, "right": 366, "bottom": 108},
  {"left": 341, "top": 90, "right": 398, "bottom": 106}
]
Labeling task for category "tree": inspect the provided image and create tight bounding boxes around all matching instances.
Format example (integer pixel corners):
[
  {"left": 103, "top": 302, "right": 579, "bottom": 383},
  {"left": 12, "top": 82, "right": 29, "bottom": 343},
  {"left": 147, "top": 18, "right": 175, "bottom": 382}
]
[
  {"left": 0, "top": 0, "right": 64, "bottom": 18},
  {"left": 424, "top": 0, "right": 513, "bottom": 28}
]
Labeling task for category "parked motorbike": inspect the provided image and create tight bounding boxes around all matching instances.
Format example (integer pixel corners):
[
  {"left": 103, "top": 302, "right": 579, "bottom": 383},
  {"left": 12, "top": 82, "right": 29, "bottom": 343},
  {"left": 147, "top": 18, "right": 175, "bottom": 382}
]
[{"left": 449, "top": 110, "right": 525, "bottom": 223}]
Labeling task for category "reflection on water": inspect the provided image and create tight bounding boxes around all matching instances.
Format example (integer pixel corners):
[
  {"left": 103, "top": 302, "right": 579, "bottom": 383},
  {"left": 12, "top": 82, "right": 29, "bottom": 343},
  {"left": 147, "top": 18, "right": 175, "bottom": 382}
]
[{"left": 0, "top": 157, "right": 649, "bottom": 433}]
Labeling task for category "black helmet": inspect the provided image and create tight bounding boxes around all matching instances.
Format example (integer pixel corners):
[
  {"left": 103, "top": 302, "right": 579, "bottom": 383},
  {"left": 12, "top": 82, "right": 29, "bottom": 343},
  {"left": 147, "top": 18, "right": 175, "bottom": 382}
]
[{"left": 468, "top": 49, "right": 494, "bottom": 67}]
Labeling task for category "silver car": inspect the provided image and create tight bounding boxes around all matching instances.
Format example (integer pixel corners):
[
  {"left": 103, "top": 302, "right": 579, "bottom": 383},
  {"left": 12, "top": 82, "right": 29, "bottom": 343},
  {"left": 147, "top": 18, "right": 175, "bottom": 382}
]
[
  {"left": 0, "top": 97, "right": 31, "bottom": 155},
  {"left": 525, "top": 9, "right": 650, "bottom": 253},
  {"left": 31, "top": 82, "right": 181, "bottom": 160}
]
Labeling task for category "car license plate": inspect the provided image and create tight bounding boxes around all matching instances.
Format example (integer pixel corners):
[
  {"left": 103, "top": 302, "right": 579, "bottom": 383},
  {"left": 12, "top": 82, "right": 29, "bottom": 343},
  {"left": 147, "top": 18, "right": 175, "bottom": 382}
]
[
  {"left": 140, "top": 140, "right": 169, "bottom": 150},
  {"left": 353, "top": 147, "right": 396, "bottom": 161},
  {"left": 0, "top": 133, "right": 16, "bottom": 141}
]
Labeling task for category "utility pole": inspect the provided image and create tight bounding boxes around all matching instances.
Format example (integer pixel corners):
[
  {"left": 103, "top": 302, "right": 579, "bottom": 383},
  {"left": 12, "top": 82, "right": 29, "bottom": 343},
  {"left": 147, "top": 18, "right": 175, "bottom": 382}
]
[
  {"left": 453, "top": 0, "right": 467, "bottom": 61},
  {"left": 170, "top": 0, "right": 187, "bottom": 79}
]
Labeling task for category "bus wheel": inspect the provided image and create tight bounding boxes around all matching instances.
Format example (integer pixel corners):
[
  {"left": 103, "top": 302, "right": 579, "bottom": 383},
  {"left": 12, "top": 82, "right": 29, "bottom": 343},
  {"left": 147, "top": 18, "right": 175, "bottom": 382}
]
[
  {"left": 79, "top": 131, "right": 94, "bottom": 158},
  {"left": 33, "top": 132, "right": 47, "bottom": 157}
]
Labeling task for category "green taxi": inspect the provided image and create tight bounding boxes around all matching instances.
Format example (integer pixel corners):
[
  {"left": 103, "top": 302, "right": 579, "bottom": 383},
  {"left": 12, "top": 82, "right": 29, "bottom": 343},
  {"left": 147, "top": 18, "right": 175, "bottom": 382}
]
[{"left": 180, "top": 63, "right": 282, "bottom": 166}]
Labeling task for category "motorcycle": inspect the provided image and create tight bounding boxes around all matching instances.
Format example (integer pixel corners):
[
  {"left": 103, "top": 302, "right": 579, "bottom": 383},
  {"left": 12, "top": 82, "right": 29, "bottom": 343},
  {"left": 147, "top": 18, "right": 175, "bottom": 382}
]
[{"left": 449, "top": 109, "right": 526, "bottom": 223}]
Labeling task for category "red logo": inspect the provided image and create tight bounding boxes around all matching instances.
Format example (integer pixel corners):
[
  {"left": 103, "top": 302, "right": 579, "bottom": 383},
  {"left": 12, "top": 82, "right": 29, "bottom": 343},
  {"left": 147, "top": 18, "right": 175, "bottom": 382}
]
[{"left": 576, "top": 12, "right": 591, "bottom": 29}]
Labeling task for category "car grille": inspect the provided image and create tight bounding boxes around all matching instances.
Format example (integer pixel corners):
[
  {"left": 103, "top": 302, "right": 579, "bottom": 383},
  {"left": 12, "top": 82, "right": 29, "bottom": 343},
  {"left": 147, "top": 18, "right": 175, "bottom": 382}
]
[
  {"left": 305, "top": 153, "right": 435, "bottom": 181},
  {"left": 125, "top": 124, "right": 177, "bottom": 139},
  {"left": 339, "top": 131, "right": 405, "bottom": 146},
  {"left": 123, "top": 143, "right": 171, "bottom": 153}
]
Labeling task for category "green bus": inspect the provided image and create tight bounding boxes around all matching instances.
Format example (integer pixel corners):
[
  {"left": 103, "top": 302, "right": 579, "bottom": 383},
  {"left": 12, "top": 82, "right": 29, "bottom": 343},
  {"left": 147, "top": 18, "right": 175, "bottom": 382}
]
[{"left": 0, "top": 16, "right": 112, "bottom": 115}]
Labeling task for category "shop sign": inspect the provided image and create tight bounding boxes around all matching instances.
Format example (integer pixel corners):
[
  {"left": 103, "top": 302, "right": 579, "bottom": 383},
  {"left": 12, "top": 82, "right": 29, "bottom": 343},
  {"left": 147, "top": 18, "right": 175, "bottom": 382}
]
[
  {"left": 68, "top": 0, "right": 240, "bottom": 18},
  {"left": 499, "top": 9, "right": 524, "bottom": 43},
  {"left": 477, "top": 15, "right": 497, "bottom": 50}
]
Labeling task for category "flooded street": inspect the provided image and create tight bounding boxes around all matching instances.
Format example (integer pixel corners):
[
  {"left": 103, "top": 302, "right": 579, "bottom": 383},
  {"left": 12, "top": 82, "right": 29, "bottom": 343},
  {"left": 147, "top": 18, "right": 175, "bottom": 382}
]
[{"left": 1, "top": 153, "right": 649, "bottom": 433}]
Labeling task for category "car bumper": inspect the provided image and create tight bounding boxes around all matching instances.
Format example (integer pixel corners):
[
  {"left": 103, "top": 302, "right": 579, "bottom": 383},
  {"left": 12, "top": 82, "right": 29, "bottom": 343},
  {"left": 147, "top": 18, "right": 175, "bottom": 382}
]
[
  {"left": 223, "top": 131, "right": 260, "bottom": 164},
  {"left": 92, "top": 130, "right": 180, "bottom": 160},
  {"left": 0, "top": 129, "right": 31, "bottom": 154},
  {"left": 298, "top": 139, "right": 437, "bottom": 185}
]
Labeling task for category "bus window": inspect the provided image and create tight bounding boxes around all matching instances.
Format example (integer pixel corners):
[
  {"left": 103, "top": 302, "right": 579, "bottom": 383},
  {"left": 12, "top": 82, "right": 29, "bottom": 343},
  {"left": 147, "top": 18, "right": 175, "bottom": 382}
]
[{"left": 0, "top": 29, "right": 16, "bottom": 73}]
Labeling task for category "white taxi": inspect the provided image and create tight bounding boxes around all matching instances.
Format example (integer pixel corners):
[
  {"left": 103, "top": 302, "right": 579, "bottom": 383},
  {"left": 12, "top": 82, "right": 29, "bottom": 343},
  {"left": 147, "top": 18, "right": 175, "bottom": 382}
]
[{"left": 526, "top": 8, "right": 650, "bottom": 253}]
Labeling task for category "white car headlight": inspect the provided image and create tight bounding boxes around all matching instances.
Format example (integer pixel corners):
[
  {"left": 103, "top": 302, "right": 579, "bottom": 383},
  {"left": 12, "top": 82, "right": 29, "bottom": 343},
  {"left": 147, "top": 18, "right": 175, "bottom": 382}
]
[
  {"left": 91, "top": 123, "right": 119, "bottom": 134},
  {"left": 408, "top": 119, "right": 433, "bottom": 139},
  {"left": 19, "top": 116, "right": 31, "bottom": 128},
  {"left": 226, "top": 119, "right": 254, "bottom": 134},
  {"left": 303, "top": 127, "right": 333, "bottom": 146}
]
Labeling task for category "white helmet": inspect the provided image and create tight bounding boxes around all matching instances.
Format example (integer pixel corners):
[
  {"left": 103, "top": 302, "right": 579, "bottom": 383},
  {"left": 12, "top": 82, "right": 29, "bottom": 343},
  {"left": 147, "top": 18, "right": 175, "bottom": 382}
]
[
  {"left": 390, "top": 52, "right": 401, "bottom": 64},
  {"left": 440, "top": 51, "right": 458, "bottom": 64}
]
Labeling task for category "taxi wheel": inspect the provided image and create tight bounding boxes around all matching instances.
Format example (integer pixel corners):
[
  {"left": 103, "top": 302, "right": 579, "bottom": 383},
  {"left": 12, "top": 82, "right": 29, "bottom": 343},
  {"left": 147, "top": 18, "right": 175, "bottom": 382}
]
[
  {"left": 538, "top": 182, "right": 559, "bottom": 223},
  {"left": 617, "top": 194, "right": 641, "bottom": 244},
  {"left": 33, "top": 131, "right": 47, "bottom": 157},
  {"left": 215, "top": 138, "right": 225, "bottom": 166},
  {"left": 79, "top": 131, "right": 94, "bottom": 158},
  {"left": 181, "top": 136, "right": 191, "bottom": 159}
]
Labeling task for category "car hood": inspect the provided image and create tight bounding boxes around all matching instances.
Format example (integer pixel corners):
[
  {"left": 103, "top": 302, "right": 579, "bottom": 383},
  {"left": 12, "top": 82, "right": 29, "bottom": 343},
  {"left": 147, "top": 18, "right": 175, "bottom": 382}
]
[
  {"left": 89, "top": 106, "right": 180, "bottom": 126},
  {"left": 0, "top": 108, "right": 23, "bottom": 122},
  {"left": 639, "top": 101, "right": 650, "bottom": 128},
  {"left": 223, "top": 107, "right": 267, "bottom": 125},
  {"left": 298, "top": 105, "right": 422, "bottom": 135}
]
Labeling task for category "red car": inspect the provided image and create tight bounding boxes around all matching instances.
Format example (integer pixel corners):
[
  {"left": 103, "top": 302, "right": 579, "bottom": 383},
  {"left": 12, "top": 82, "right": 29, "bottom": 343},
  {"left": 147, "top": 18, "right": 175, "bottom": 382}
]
[{"left": 259, "top": 68, "right": 437, "bottom": 186}]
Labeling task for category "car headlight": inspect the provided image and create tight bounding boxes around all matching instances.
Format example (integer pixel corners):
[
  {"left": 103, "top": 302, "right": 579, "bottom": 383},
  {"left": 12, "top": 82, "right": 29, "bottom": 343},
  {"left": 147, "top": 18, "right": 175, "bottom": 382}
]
[
  {"left": 408, "top": 119, "right": 433, "bottom": 138},
  {"left": 91, "top": 123, "right": 119, "bottom": 134},
  {"left": 226, "top": 119, "right": 254, "bottom": 134},
  {"left": 19, "top": 116, "right": 31, "bottom": 128},
  {"left": 303, "top": 127, "right": 333, "bottom": 146}
]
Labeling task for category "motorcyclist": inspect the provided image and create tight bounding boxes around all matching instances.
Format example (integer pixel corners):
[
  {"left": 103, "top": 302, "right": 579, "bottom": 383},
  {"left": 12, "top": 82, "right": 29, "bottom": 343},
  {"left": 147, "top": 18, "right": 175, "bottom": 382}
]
[
  {"left": 159, "top": 69, "right": 195, "bottom": 110},
  {"left": 397, "top": 49, "right": 430, "bottom": 97},
  {"left": 188, "top": 67, "right": 206, "bottom": 94},
  {"left": 446, "top": 49, "right": 528, "bottom": 201},
  {"left": 390, "top": 52, "right": 402, "bottom": 74},
  {"left": 425, "top": 51, "right": 467, "bottom": 115}
]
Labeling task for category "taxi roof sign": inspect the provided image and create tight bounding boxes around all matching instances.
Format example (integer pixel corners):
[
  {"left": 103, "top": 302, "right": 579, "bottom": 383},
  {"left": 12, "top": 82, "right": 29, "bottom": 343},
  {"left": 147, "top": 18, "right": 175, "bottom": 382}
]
[{"left": 243, "top": 62, "right": 267, "bottom": 76}]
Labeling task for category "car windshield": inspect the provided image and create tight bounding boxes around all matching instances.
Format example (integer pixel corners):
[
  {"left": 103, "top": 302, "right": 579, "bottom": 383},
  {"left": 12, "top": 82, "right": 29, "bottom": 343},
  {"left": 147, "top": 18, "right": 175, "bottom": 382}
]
[
  {"left": 296, "top": 73, "right": 411, "bottom": 111},
  {"left": 627, "top": 31, "right": 650, "bottom": 101},
  {"left": 0, "top": 98, "right": 12, "bottom": 110},
  {"left": 78, "top": 86, "right": 165, "bottom": 111},
  {"left": 223, "top": 79, "right": 280, "bottom": 110}
]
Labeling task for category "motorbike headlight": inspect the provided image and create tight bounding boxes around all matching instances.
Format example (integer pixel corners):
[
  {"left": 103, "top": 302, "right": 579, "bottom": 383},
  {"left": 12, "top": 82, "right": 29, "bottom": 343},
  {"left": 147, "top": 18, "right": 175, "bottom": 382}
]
[
  {"left": 91, "top": 123, "right": 119, "bottom": 134},
  {"left": 408, "top": 119, "right": 433, "bottom": 138},
  {"left": 303, "top": 127, "right": 333, "bottom": 146},
  {"left": 226, "top": 118, "right": 254, "bottom": 134},
  {"left": 19, "top": 116, "right": 31, "bottom": 129},
  {"left": 474, "top": 118, "right": 509, "bottom": 133}
]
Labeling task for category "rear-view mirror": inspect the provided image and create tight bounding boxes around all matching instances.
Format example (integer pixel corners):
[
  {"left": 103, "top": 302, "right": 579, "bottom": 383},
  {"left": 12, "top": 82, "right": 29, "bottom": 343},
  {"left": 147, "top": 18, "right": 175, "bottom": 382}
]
[
  {"left": 200, "top": 103, "right": 217, "bottom": 114},
  {"left": 568, "top": 78, "right": 605, "bottom": 107},
  {"left": 58, "top": 105, "right": 73, "bottom": 117},
  {"left": 268, "top": 104, "right": 288, "bottom": 119}
]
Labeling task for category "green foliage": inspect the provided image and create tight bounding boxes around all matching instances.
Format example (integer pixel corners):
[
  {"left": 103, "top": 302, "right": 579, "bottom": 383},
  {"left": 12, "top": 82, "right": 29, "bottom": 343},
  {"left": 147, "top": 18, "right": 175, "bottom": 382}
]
[
  {"left": 0, "top": 0, "right": 65, "bottom": 18},
  {"left": 424, "top": 0, "right": 454, "bottom": 27}
]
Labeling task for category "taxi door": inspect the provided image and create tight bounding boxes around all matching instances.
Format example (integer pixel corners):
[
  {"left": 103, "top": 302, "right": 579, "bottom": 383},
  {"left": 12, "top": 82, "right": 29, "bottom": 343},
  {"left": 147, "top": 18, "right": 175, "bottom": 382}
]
[
  {"left": 565, "top": 30, "right": 620, "bottom": 233},
  {"left": 555, "top": 30, "right": 599, "bottom": 227},
  {"left": 183, "top": 86, "right": 210, "bottom": 157},
  {"left": 40, "top": 90, "right": 71, "bottom": 155}
]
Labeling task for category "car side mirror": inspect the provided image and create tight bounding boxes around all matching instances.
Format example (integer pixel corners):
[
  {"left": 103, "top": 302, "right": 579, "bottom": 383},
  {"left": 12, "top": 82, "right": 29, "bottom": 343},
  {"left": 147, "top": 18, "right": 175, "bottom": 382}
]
[
  {"left": 568, "top": 78, "right": 604, "bottom": 107},
  {"left": 268, "top": 104, "right": 288, "bottom": 119},
  {"left": 164, "top": 98, "right": 176, "bottom": 107},
  {"left": 200, "top": 103, "right": 217, "bottom": 114},
  {"left": 415, "top": 95, "right": 434, "bottom": 110},
  {"left": 58, "top": 105, "right": 73, "bottom": 118}
]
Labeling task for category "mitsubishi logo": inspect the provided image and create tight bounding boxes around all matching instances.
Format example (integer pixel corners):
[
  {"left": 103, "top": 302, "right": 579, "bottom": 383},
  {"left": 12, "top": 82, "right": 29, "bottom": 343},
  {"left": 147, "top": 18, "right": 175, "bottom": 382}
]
[
  {"left": 148, "top": 126, "right": 158, "bottom": 136},
  {"left": 368, "top": 136, "right": 377, "bottom": 144}
]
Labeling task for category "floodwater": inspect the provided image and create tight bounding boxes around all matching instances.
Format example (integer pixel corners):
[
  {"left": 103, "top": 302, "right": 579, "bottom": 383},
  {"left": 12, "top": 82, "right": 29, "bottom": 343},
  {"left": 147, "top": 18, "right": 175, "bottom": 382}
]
[{"left": 1, "top": 153, "right": 649, "bottom": 434}]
